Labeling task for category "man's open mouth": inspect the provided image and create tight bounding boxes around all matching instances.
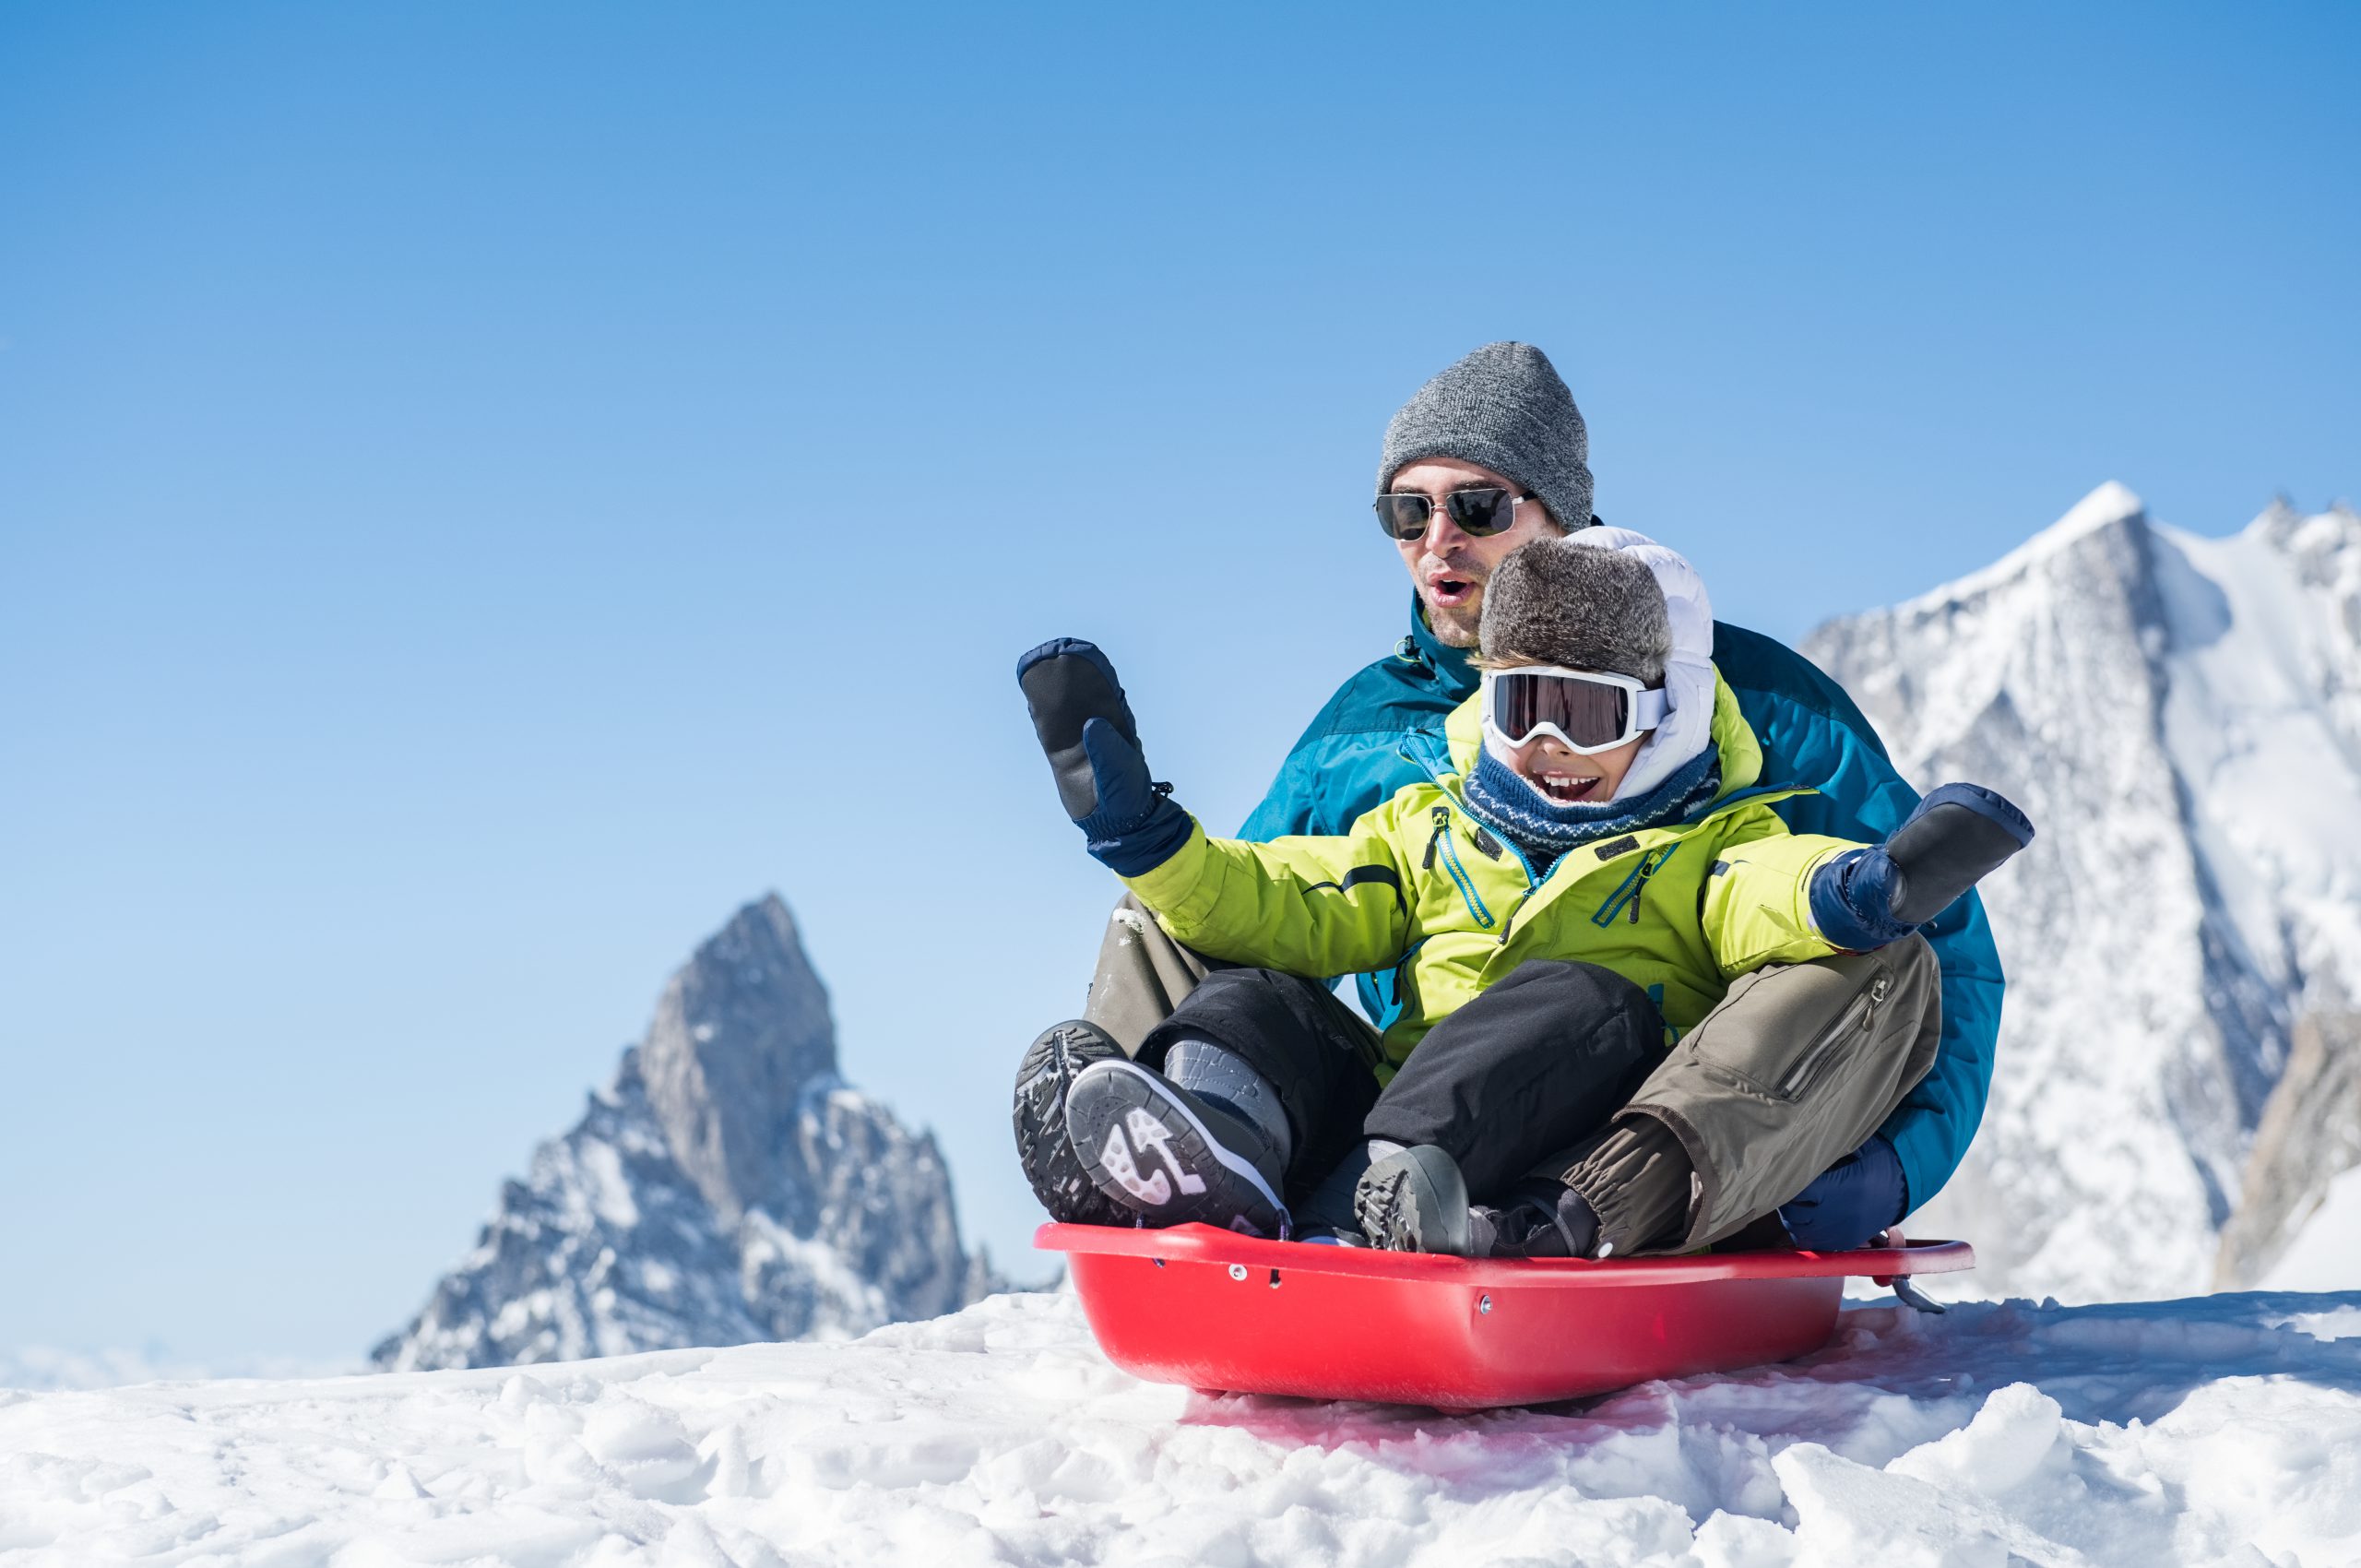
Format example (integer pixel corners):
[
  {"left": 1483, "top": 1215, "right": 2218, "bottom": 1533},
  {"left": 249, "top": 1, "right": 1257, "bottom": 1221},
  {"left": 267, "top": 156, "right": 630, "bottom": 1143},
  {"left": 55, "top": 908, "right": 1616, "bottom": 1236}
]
[
  {"left": 1535, "top": 772, "right": 1602, "bottom": 803},
  {"left": 1426, "top": 576, "right": 1475, "bottom": 608}
]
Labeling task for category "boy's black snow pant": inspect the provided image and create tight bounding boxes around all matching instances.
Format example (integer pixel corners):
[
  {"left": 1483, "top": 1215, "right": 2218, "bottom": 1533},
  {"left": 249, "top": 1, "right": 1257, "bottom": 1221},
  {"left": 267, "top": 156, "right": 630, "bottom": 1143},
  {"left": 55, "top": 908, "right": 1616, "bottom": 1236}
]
[{"left": 1136, "top": 959, "right": 1667, "bottom": 1206}]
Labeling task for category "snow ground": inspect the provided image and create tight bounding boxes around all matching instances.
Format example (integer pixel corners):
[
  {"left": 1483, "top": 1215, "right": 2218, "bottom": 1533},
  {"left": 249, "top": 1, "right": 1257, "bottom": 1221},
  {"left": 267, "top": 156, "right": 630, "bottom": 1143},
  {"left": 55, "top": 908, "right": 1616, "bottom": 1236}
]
[
  {"left": 0, "top": 1348, "right": 358, "bottom": 1394},
  {"left": 2264, "top": 1165, "right": 2361, "bottom": 1295},
  {"left": 6, "top": 1289, "right": 2361, "bottom": 1567}
]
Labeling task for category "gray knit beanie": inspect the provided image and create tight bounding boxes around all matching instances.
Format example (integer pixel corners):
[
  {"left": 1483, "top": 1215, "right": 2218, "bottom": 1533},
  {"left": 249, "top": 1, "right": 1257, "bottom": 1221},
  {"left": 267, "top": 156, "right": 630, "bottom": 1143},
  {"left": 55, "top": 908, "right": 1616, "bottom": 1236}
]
[
  {"left": 1377, "top": 341, "right": 1595, "bottom": 531},
  {"left": 1478, "top": 536, "right": 1671, "bottom": 683}
]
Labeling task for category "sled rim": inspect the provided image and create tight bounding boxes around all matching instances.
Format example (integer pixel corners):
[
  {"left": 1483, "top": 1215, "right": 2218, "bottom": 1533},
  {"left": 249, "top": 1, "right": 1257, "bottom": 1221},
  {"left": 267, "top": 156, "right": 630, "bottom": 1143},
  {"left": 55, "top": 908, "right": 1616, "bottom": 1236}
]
[{"left": 1036, "top": 1220, "right": 1975, "bottom": 1286}]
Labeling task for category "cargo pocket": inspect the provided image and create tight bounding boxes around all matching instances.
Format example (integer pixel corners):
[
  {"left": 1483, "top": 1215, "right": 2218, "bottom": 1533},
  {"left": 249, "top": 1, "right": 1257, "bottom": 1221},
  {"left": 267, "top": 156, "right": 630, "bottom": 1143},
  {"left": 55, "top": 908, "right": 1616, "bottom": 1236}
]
[
  {"left": 1685, "top": 958, "right": 1891, "bottom": 1104},
  {"left": 1774, "top": 969, "right": 1892, "bottom": 1102}
]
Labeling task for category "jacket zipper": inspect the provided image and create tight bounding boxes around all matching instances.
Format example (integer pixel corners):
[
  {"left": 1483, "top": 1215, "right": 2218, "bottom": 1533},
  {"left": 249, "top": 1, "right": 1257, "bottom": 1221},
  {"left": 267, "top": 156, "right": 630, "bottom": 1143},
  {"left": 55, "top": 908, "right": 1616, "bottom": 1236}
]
[
  {"left": 1398, "top": 746, "right": 1512, "bottom": 931},
  {"left": 1434, "top": 820, "right": 1495, "bottom": 928},
  {"left": 1625, "top": 847, "right": 1674, "bottom": 924},
  {"left": 1591, "top": 845, "right": 1680, "bottom": 928},
  {"left": 1489, "top": 841, "right": 1551, "bottom": 945},
  {"left": 1780, "top": 970, "right": 1892, "bottom": 1099}
]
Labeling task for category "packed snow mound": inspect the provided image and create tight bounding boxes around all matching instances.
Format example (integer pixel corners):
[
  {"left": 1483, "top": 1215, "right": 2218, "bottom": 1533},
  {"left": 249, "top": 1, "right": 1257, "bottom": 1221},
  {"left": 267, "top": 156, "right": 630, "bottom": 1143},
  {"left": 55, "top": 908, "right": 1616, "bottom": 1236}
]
[
  {"left": 374, "top": 896, "right": 1000, "bottom": 1371},
  {"left": 7, "top": 1287, "right": 2361, "bottom": 1566},
  {"left": 1805, "top": 487, "right": 2361, "bottom": 1302}
]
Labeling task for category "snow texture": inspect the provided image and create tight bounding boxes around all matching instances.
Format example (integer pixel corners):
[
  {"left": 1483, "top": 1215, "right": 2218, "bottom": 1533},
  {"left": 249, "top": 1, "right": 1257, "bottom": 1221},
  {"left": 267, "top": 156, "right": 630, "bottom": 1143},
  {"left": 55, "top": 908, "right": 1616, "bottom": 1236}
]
[
  {"left": 1804, "top": 487, "right": 2361, "bottom": 1302},
  {"left": 0, "top": 1348, "right": 356, "bottom": 1394},
  {"left": 7, "top": 1286, "right": 2361, "bottom": 1566},
  {"left": 373, "top": 896, "right": 1000, "bottom": 1371}
]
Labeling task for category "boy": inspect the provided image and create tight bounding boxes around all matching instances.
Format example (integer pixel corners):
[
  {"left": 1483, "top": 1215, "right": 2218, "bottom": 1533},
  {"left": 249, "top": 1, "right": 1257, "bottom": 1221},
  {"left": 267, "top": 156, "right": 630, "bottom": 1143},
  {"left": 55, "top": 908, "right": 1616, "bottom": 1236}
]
[{"left": 1019, "top": 529, "right": 2030, "bottom": 1256}]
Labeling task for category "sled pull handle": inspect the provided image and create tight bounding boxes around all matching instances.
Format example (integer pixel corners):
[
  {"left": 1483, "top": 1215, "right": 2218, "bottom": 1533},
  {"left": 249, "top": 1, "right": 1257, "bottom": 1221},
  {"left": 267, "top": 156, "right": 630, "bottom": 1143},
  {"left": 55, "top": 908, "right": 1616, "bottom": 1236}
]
[{"left": 1867, "top": 1227, "right": 1946, "bottom": 1313}]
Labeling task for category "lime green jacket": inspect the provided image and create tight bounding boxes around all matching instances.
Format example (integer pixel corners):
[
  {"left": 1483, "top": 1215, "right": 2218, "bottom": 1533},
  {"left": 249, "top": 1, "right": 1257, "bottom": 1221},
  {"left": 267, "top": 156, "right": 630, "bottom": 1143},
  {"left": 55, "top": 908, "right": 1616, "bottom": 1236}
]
[{"left": 1124, "top": 675, "right": 1861, "bottom": 1074}]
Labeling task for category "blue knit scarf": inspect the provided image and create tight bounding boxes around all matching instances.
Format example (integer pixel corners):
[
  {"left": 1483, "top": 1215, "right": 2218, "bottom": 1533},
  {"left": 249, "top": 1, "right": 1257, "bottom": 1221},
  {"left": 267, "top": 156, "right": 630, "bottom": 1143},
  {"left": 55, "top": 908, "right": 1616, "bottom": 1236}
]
[{"left": 1461, "top": 742, "right": 1723, "bottom": 871}]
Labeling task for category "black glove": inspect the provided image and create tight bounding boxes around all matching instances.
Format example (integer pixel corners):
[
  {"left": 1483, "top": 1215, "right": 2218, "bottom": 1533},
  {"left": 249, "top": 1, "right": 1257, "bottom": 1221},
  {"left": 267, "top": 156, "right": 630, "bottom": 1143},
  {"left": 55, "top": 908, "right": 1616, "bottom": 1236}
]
[
  {"left": 1017, "top": 638, "right": 1193, "bottom": 876},
  {"left": 1810, "top": 783, "right": 2034, "bottom": 949}
]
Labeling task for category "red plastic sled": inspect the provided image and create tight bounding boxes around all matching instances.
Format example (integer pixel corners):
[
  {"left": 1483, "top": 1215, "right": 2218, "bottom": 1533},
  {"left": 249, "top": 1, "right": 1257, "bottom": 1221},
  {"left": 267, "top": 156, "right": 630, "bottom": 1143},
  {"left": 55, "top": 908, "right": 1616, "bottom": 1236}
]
[{"left": 1039, "top": 1221, "right": 1975, "bottom": 1410}]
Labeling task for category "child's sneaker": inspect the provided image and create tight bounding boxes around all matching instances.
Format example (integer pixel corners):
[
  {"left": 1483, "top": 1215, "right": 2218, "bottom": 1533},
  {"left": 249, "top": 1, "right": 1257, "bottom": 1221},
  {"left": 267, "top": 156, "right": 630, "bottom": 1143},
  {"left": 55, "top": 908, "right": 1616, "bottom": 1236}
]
[
  {"left": 1353, "top": 1145, "right": 1475, "bottom": 1255},
  {"left": 1012, "top": 1021, "right": 1131, "bottom": 1227},
  {"left": 1063, "top": 1059, "right": 1289, "bottom": 1237}
]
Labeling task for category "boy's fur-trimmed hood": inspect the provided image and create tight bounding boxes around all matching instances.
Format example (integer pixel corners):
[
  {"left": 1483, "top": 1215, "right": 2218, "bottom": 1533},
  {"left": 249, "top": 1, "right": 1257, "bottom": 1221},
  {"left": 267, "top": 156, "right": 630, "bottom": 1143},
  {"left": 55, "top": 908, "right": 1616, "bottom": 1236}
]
[{"left": 1475, "top": 527, "right": 1726, "bottom": 803}]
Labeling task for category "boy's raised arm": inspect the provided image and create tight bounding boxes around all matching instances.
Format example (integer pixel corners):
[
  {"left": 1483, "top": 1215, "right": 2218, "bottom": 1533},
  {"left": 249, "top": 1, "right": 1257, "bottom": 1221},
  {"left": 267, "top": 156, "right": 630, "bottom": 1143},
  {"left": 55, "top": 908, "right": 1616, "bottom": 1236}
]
[
  {"left": 1019, "top": 637, "right": 1414, "bottom": 980},
  {"left": 1122, "top": 808, "right": 1419, "bottom": 981},
  {"left": 1703, "top": 785, "right": 2035, "bottom": 978}
]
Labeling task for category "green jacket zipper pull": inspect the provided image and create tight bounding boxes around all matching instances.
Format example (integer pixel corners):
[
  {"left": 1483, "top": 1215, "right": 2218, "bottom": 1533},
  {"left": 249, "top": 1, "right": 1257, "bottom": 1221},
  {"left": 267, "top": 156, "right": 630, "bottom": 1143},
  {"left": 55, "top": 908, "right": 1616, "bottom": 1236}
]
[
  {"left": 1627, "top": 849, "right": 1671, "bottom": 924},
  {"left": 1423, "top": 806, "right": 1449, "bottom": 871}
]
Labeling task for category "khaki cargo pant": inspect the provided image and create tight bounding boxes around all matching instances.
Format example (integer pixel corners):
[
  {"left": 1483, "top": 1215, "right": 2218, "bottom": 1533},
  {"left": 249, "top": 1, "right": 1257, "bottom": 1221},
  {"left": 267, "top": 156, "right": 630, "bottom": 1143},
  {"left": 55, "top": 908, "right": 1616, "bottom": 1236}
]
[{"left": 1080, "top": 892, "right": 1940, "bottom": 1254}]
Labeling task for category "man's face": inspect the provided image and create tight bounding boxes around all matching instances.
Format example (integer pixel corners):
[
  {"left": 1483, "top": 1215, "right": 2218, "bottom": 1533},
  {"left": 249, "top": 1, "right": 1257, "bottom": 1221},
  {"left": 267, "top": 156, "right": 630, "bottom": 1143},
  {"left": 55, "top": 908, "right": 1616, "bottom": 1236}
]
[{"left": 1385, "top": 457, "right": 1564, "bottom": 648}]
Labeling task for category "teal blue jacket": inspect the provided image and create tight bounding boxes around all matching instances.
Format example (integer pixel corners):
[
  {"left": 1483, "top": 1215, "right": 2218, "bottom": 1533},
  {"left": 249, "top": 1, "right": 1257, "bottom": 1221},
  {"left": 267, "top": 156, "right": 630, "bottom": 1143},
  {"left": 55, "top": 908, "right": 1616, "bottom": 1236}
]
[{"left": 1236, "top": 598, "right": 2002, "bottom": 1213}]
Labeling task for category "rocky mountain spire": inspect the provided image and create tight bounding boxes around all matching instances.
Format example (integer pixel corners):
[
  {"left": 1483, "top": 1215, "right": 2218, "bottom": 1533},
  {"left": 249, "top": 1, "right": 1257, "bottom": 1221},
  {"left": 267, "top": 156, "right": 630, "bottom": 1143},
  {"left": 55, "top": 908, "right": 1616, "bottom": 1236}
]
[
  {"left": 638, "top": 896, "right": 839, "bottom": 1228},
  {"left": 374, "top": 896, "right": 1000, "bottom": 1371}
]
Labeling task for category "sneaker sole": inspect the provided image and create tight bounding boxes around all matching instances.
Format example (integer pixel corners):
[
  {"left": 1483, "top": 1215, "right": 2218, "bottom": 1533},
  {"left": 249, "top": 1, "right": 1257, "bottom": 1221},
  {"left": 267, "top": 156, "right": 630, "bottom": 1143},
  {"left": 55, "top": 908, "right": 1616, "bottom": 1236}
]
[
  {"left": 1064, "top": 1060, "right": 1289, "bottom": 1238},
  {"left": 1012, "top": 1022, "right": 1130, "bottom": 1227}
]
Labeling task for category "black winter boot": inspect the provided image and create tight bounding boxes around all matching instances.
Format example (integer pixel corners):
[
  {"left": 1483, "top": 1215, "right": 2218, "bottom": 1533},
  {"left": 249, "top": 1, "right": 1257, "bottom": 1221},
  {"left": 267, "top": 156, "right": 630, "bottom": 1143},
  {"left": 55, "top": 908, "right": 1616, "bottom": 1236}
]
[
  {"left": 1354, "top": 1145, "right": 1475, "bottom": 1255},
  {"left": 1063, "top": 1059, "right": 1290, "bottom": 1237},
  {"left": 1481, "top": 1180, "right": 1602, "bottom": 1259},
  {"left": 1012, "top": 1021, "right": 1131, "bottom": 1227}
]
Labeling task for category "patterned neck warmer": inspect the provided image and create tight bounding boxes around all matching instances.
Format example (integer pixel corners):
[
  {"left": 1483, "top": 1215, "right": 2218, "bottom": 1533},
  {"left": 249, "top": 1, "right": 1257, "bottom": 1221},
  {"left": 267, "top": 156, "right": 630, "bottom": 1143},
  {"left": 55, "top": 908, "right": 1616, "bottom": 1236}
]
[{"left": 1461, "top": 742, "right": 1723, "bottom": 868}]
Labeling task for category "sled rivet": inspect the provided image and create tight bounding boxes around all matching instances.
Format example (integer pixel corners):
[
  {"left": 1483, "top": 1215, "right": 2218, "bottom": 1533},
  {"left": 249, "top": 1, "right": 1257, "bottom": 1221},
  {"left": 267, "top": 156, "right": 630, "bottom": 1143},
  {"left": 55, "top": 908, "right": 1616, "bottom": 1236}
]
[
  {"left": 1228, "top": 1263, "right": 1249, "bottom": 1281},
  {"left": 1477, "top": 1294, "right": 1492, "bottom": 1315}
]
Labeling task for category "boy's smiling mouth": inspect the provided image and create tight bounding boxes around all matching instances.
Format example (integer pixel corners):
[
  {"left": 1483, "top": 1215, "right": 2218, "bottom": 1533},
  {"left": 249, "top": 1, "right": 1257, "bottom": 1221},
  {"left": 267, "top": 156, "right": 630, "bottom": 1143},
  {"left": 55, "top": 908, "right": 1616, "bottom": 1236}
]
[{"left": 1534, "top": 771, "right": 1603, "bottom": 803}]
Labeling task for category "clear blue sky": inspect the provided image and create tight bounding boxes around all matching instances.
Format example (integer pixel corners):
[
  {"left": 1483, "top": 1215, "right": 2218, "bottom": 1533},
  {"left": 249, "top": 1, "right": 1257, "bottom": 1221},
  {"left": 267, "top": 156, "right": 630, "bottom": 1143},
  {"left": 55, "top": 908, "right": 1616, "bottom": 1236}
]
[{"left": 3, "top": 2, "right": 2354, "bottom": 1361}]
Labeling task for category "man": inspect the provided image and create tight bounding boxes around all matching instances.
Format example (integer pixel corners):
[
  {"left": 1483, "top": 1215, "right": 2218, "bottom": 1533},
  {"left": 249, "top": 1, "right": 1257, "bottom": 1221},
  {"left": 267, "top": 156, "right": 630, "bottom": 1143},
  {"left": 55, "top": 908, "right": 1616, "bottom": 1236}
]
[{"left": 1014, "top": 341, "right": 2002, "bottom": 1253}]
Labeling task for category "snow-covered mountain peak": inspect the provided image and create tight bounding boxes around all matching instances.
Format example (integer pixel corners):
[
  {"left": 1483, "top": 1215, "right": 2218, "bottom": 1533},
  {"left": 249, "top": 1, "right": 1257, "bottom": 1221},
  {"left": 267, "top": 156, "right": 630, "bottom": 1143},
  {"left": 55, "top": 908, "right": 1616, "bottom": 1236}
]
[
  {"left": 2047, "top": 478, "right": 2147, "bottom": 540},
  {"left": 1805, "top": 489, "right": 2361, "bottom": 1301},
  {"left": 1908, "top": 481, "right": 2150, "bottom": 614},
  {"left": 2222, "top": 498, "right": 2361, "bottom": 764}
]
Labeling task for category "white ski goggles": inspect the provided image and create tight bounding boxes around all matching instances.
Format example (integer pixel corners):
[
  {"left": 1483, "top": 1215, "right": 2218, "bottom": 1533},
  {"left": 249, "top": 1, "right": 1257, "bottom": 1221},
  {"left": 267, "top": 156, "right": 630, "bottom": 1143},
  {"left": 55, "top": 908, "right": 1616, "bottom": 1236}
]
[{"left": 1480, "top": 665, "right": 1668, "bottom": 754}]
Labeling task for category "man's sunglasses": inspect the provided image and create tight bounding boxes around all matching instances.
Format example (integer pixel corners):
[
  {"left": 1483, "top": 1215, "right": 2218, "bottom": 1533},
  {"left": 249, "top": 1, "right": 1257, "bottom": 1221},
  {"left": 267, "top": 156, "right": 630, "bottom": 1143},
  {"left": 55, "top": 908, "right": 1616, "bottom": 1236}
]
[{"left": 1373, "top": 487, "right": 1534, "bottom": 542}]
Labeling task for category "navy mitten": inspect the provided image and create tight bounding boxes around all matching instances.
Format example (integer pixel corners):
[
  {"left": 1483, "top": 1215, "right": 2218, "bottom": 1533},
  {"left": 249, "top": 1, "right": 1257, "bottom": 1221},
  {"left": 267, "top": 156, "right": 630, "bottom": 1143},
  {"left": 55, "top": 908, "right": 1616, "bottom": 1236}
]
[
  {"left": 1017, "top": 638, "right": 1194, "bottom": 876},
  {"left": 1810, "top": 782, "right": 2035, "bottom": 950},
  {"left": 1779, "top": 1134, "right": 1908, "bottom": 1251}
]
